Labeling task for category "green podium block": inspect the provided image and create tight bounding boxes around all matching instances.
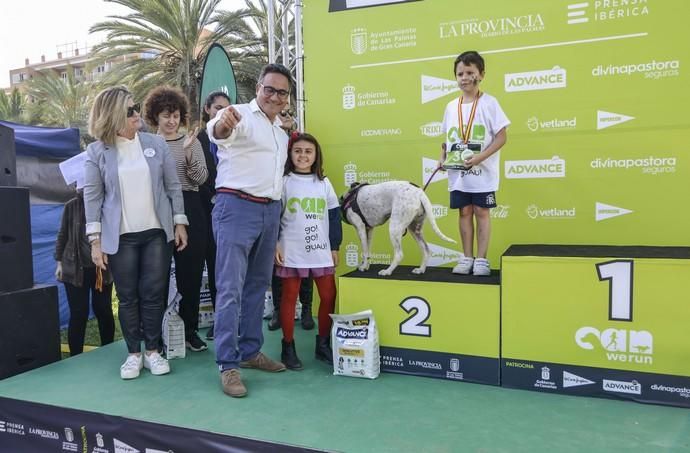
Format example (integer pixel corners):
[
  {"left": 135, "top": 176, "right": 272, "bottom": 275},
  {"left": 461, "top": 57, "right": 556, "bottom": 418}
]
[
  {"left": 339, "top": 265, "right": 500, "bottom": 385},
  {"left": 501, "top": 245, "right": 690, "bottom": 407}
]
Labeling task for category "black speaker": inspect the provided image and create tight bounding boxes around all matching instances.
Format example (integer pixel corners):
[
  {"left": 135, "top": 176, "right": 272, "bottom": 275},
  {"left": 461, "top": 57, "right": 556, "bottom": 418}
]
[
  {"left": 0, "top": 285, "right": 60, "bottom": 380},
  {"left": 0, "top": 124, "right": 17, "bottom": 186},
  {"left": 0, "top": 186, "right": 33, "bottom": 292}
]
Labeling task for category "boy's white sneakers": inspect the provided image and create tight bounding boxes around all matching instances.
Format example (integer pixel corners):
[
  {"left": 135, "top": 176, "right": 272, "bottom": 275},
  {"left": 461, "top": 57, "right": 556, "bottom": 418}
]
[
  {"left": 120, "top": 354, "right": 144, "bottom": 380},
  {"left": 144, "top": 352, "right": 171, "bottom": 376},
  {"left": 452, "top": 255, "right": 474, "bottom": 274},
  {"left": 472, "top": 258, "right": 491, "bottom": 276}
]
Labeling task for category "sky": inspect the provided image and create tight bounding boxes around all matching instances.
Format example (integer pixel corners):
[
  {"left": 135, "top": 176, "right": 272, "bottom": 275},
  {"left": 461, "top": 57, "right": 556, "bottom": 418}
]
[{"left": 0, "top": 0, "right": 245, "bottom": 89}]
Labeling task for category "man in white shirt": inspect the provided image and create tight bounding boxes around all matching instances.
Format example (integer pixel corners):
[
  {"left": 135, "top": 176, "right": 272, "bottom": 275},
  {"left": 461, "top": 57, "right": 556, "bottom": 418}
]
[{"left": 207, "top": 64, "right": 292, "bottom": 397}]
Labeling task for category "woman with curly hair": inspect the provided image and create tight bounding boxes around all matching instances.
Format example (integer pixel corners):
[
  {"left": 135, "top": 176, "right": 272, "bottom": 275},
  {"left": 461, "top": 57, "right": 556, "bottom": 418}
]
[{"left": 144, "top": 85, "right": 209, "bottom": 352}]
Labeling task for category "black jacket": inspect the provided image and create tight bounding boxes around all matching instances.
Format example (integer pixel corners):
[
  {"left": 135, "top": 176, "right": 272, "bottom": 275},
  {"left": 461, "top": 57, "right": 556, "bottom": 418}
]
[{"left": 55, "top": 193, "right": 113, "bottom": 287}]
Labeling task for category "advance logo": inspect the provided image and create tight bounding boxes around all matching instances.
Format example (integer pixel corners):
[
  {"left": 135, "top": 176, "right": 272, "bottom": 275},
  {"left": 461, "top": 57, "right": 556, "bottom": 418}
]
[
  {"left": 505, "top": 67, "right": 566, "bottom": 92},
  {"left": 421, "top": 75, "right": 459, "bottom": 104},
  {"left": 603, "top": 379, "right": 642, "bottom": 395},
  {"left": 563, "top": 371, "right": 595, "bottom": 388},
  {"left": 597, "top": 110, "right": 634, "bottom": 130},
  {"left": 596, "top": 202, "right": 632, "bottom": 222},
  {"left": 505, "top": 156, "right": 566, "bottom": 179}
]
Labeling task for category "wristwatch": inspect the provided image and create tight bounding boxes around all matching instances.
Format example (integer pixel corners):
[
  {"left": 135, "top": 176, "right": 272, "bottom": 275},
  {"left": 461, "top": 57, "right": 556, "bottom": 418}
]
[{"left": 88, "top": 233, "right": 101, "bottom": 244}]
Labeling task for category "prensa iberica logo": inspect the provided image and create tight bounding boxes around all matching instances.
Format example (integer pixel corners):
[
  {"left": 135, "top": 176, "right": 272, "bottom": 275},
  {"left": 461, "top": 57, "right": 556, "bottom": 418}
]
[{"left": 567, "top": 0, "right": 650, "bottom": 24}]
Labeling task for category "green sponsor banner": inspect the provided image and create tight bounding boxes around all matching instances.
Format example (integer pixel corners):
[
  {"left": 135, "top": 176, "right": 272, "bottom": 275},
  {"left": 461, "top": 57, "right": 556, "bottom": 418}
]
[
  {"left": 199, "top": 43, "right": 237, "bottom": 111},
  {"left": 304, "top": 0, "right": 690, "bottom": 268}
]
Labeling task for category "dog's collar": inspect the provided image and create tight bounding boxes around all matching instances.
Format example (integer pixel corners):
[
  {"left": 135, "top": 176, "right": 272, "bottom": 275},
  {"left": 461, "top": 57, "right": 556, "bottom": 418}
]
[{"left": 340, "top": 183, "right": 372, "bottom": 228}]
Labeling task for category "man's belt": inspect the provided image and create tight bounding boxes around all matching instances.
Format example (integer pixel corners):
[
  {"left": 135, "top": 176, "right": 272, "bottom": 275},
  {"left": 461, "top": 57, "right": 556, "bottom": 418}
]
[{"left": 217, "top": 188, "right": 274, "bottom": 204}]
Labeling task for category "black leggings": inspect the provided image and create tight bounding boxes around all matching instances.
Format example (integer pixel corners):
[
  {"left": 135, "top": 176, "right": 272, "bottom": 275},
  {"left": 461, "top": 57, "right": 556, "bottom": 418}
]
[
  {"left": 175, "top": 191, "right": 208, "bottom": 337},
  {"left": 63, "top": 267, "right": 115, "bottom": 356}
]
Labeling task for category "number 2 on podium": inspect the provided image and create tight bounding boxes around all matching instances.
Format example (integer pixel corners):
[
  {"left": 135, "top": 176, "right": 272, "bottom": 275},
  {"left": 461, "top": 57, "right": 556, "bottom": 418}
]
[{"left": 399, "top": 296, "right": 432, "bottom": 337}]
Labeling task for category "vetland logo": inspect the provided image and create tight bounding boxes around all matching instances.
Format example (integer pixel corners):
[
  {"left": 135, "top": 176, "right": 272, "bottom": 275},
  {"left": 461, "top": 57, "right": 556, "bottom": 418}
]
[
  {"left": 342, "top": 84, "right": 397, "bottom": 110},
  {"left": 603, "top": 379, "right": 642, "bottom": 395},
  {"left": 597, "top": 110, "right": 634, "bottom": 130},
  {"left": 420, "top": 121, "right": 444, "bottom": 137},
  {"left": 563, "top": 371, "right": 595, "bottom": 388},
  {"left": 421, "top": 75, "right": 459, "bottom": 104},
  {"left": 592, "top": 59, "right": 680, "bottom": 80},
  {"left": 576, "top": 326, "right": 653, "bottom": 365},
  {"left": 591, "top": 155, "right": 677, "bottom": 175},
  {"left": 526, "top": 204, "right": 576, "bottom": 219},
  {"left": 427, "top": 243, "right": 461, "bottom": 267},
  {"left": 596, "top": 202, "right": 632, "bottom": 222},
  {"left": 505, "top": 67, "right": 566, "bottom": 92},
  {"left": 567, "top": 0, "right": 650, "bottom": 24},
  {"left": 440, "top": 13, "right": 545, "bottom": 39},
  {"left": 505, "top": 156, "right": 566, "bottom": 179},
  {"left": 527, "top": 115, "right": 576, "bottom": 132}
]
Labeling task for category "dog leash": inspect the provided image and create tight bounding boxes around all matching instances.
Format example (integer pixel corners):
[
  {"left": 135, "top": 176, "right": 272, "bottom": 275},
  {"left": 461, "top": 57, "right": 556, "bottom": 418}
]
[{"left": 422, "top": 167, "right": 441, "bottom": 192}]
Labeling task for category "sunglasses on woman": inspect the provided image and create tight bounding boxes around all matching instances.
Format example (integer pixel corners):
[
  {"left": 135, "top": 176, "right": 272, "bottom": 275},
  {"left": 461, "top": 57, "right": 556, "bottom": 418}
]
[{"left": 127, "top": 103, "right": 141, "bottom": 118}]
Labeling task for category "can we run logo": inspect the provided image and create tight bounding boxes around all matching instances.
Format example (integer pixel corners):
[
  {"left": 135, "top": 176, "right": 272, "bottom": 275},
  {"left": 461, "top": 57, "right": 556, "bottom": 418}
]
[{"left": 575, "top": 326, "right": 653, "bottom": 365}]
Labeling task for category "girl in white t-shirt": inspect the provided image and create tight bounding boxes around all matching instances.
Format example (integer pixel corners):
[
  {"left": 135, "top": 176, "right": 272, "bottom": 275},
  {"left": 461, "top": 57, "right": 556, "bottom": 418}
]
[{"left": 275, "top": 132, "right": 342, "bottom": 370}]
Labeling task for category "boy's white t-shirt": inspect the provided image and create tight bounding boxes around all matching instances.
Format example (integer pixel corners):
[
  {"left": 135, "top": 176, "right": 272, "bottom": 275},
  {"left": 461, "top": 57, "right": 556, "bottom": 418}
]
[
  {"left": 278, "top": 173, "right": 340, "bottom": 268},
  {"left": 442, "top": 92, "right": 510, "bottom": 193}
]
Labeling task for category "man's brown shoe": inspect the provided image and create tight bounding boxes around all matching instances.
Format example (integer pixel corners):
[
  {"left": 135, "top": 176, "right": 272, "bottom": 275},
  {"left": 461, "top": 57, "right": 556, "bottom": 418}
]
[
  {"left": 221, "top": 369, "right": 247, "bottom": 397},
  {"left": 239, "top": 352, "right": 286, "bottom": 372}
]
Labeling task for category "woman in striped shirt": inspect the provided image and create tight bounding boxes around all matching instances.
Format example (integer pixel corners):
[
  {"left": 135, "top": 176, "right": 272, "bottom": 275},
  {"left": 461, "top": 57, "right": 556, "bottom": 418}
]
[{"left": 144, "top": 86, "right": 209, "bottom": 353}]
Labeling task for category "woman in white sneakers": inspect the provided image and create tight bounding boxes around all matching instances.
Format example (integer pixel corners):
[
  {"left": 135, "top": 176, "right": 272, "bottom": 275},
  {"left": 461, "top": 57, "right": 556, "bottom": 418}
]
[{"left": 84, "top": 86, "right": 188, "bottom": 379}]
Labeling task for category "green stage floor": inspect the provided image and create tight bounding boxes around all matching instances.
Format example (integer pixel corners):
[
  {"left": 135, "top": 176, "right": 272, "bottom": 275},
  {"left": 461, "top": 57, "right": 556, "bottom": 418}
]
[{"left": 0, "top": 325, "right": 688, "bottom": 452}]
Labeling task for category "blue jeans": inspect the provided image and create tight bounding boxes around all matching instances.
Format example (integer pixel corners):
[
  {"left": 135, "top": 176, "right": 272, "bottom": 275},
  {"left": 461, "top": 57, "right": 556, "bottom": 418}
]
[
  {"left": 213, "top": 193, "right": 281, "bottom": 371},
  {"left": 109, "top": 229, "right": 172, "bottom": 353}
]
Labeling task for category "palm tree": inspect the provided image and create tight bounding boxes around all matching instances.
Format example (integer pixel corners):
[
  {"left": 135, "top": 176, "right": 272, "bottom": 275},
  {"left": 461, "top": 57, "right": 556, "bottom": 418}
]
[
  {"left": 0, "top": 88, "right": 25, "bottom": 123},
  {"left": 23, "top": 67, "right": 95, "bottom": 143},
  {"left": 90, "top": 0, "right": 229, "bottom": 120},
  {"left": 214, "top": 0, "right": 294, "bottom": 102}
]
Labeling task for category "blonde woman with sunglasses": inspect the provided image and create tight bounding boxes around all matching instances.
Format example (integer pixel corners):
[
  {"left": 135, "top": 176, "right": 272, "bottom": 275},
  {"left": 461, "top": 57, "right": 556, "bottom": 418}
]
[{"left": 84, "top": 86, "right": 188, "bottom": 380}]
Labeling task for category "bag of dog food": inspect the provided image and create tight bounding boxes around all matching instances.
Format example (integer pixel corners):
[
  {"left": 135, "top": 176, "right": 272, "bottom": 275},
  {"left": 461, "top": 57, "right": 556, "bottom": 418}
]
[
  {"left": 162, "top": 293, "right": 186, "bottom": 359},
  {"left": 330, "top": 310, "right": 380, "bottom": 379}
]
